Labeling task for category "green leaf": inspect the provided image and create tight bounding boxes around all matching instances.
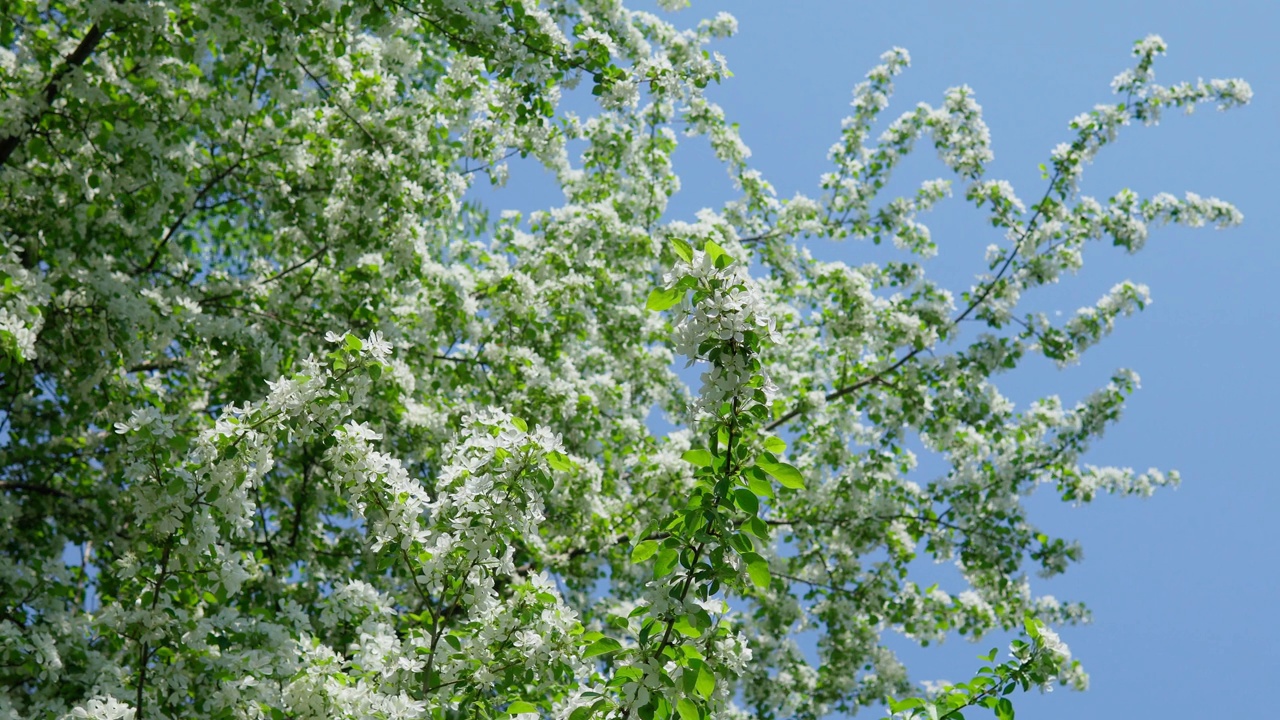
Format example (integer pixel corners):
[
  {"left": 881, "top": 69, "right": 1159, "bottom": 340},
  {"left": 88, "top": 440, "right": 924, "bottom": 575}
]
[
  {"left": 583, "top": 637, "right": 623, "bottom": 658},
  {"left": 344, "top": 333, "right": 363, "bottom": 351},
  {"left": 547, "top": 451, "right": 574, "bottom": 472},
  {"left": 694, "top": 663, "right": 715, "bottom": 698},
  {"left": 733, "top": 488, "right": 759, "bottom": 516},
  {"left": 676, "top": 698, "right": 699, "bottom": 720},
  {"left": 682, "top": 449, "right": 713, "bottom": 467},
  {"left": 672, "top": 615, "right": 701, "bottom": 638},
  {"left": 746, "top": 468, "right": 775, "bottom": 498},
  {"left": 762, "top": 435, "right": 786, "bottom": 454},
  {"left": 646, "top": 287, "right": 683, "bottom": 311},
  {"left": 670, "top": 238, "right": 693, "bottom": 263},
  {"left": 703, "top": 240, "right": 732, "bottom": 268},
  {"left": 757, "top": 458, "right": 805, "bottom": 490},
  {"left": 729, "top": 532, "right": 754, "bottom": 554},
  {"left": 655, "top": 546, "right": 679, "bottom": 578},
  {"left": 742, "top": 516, "right": 770, "bottom": 540},
  {"left": 743, "top": 553, "right": 770, "bottom": 589},
  {"left": 995, "top": 698, "right": 1014, "bottom": 720},
  {"left": 631, "top": 539, "right": 660, "bottom": 563},
  {"left": 512, "top": 416, "right": 528, "bottom": 432},
  {"left": 508, "top": 701, "right": 537, "bottom": 714},
  {"left": 889, "top": 698, "right": 923, "bottom": 713}
]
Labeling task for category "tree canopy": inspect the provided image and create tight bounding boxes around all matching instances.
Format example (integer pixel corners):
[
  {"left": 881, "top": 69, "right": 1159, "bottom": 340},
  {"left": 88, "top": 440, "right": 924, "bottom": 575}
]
[{"left": 0, "top": 2, "right": 1251, "bottom": 720}]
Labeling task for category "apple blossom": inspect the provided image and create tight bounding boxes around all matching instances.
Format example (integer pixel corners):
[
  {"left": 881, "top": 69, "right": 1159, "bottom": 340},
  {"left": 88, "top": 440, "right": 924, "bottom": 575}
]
[{"left": 0, "top": 4, "right": 1249, "bottom": 720}]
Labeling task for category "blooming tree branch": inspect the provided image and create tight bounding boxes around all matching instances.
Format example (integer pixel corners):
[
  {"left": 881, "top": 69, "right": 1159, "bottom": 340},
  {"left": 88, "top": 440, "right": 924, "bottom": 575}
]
[{"left": 0, "top": 4, "right": 1250, "bottom": 719}]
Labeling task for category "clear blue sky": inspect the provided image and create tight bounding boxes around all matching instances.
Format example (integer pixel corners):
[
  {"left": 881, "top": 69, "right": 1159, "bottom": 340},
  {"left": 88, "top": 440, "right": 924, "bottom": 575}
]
[{"left": 485, "top": 2, "right": 1279, "bottom": 717}]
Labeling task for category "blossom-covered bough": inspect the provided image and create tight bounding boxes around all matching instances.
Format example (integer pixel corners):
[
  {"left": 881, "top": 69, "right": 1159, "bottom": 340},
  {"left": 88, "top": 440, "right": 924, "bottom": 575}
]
[{"left": 0, "top": 1, "right": 1250, "bottom": 718}]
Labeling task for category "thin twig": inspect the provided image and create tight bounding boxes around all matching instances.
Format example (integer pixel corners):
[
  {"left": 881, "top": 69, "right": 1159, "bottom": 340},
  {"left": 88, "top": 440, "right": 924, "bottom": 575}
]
[
  {"left": 767, "top": 163, "right": 1068, "bottom": 433},
  {"left": 297, "top": 60, "right": 391, "bottom": 158}
]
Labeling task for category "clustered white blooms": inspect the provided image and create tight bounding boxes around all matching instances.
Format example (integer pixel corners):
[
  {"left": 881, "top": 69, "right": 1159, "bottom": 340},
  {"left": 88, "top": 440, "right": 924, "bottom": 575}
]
[
  {"left": 0, "top": 2, "right": 1251, "bottom": 719},
  {"left": 668, "top": 250, "right": 779, "bottom": 355},
  {"left": 0, "top": 246, "right": 48, "bottom": 361},
  {"left": 663, "top": 245, "right": 782, "bottom": 413}
]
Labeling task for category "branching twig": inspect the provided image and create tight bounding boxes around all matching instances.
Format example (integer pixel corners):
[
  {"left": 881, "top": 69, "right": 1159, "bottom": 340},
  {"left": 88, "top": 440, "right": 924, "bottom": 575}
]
[
  {"left": 767, "top": 163, "right": 1069, "bottom": 433},
  {"left": 0, "top": 11, "right": 116, "bottom": 169},
  {"left": 297, "top": 60, "right": 391, "bottom": 158},
  {"left": 0, "top": 481, "right": 72, "bottom": 499}
]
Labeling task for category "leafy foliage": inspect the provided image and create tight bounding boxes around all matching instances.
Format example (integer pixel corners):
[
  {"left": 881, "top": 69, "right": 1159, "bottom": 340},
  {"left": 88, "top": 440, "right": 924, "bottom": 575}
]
[{"left": 0, "top": 4, "right": 1250, "bottom": 720}]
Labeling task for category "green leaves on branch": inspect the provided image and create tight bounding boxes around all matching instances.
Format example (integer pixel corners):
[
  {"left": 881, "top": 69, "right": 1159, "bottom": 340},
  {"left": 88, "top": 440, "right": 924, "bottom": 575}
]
[
  {"left": 681, "top": 448, "right": 715, "bottom": 468},
  {"left": 886, "top": 618, "right": 1078, "bottom": 720},
  {"left": 670, "top": 237, "right": 694, "bottom": 263},
  {"left": 702, "top": 240, "right": 733, "bottom": 269},
  {"left": 582, "top": 636, "right": 624, "bottom": 659},
  {"left": 631, "top": 539, "right": 660, "bottom": 563},
  {"left": 741, "top": 552, "right": 771, "bottom": 590},
  {"left": 755, "top": 454, "right": 805, "bottom": 490},
  {"left": 646, "top": 239, "right": 738, "bottom": 313},
  {"left": 647, "top": 286, "right": 684, "bottom": 312}
]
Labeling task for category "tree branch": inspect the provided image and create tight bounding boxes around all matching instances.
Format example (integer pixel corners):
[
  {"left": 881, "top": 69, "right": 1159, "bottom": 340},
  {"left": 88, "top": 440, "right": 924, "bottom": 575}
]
[
  {"left": 297, "top": 60, "right": 390, "bottom": 159},
  {"left": 766, "top": 162, "right": 1069, "bottom": 434},
  {"left": 0, "top": 481, "right": 72, "bottom": 499},
  {"left": 0, "top": 18, "right": 111, "bottom": 169}
]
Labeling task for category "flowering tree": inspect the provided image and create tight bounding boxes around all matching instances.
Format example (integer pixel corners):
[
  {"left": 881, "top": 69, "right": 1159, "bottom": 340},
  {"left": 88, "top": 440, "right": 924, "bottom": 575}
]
[{"left": 0, "top": 1, "right": 1251, "bottom": 719}]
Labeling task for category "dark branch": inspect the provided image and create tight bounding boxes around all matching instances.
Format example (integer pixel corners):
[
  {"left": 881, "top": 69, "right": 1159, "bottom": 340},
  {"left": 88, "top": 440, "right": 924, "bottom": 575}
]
[
  {"left": 0, "top": 20, "right": 109, "bottom": 169},
  {"left": 140, "top": 157, "right": 246, "bottom": 273},
  {"left": 0, "top": 481, "right": 72, "bottom": 499},
  {"left": 297, "top": 60, "right": 390, "bottom": 159}
]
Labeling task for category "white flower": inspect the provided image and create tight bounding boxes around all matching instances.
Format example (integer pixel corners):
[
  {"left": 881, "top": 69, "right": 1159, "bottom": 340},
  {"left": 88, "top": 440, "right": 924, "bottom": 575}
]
[
  {"left": 113, "top": 406, "right": 164, "bottom": 435},
  {"left": 63, "top": 696, "right": 135, "bottom": 720},
  {"left": 1132, "top": 34, "right": 1167, "bottom": 57},
  {"left": 365, "top": 331, "right": 392, "bottom": 361},
  {"left": 1037, "top": 626, "right": 1072, "bottom": 661}
]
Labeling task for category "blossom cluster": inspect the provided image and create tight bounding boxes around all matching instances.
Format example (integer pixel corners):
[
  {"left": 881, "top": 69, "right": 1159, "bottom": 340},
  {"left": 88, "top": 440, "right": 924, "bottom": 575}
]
[
  {"left": 661, "top": 243, "right": 782, "bottom": 414},
  {"left": 0, "top": 4, "right": 1252, "bottom": 719},
  {"left": 0, "top": 245, "right": 49, "bottom": 362}
]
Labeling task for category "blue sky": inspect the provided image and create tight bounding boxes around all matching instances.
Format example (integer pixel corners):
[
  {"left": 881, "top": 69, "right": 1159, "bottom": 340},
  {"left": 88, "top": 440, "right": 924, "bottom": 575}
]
[{"left": 483, "top": 2, "right": 1279, "bottom": 717}]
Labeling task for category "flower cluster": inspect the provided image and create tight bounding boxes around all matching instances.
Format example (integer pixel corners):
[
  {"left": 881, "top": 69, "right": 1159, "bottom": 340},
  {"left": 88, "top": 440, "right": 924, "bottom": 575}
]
[
  {"left": 659, "top": 241, "right": 782, "bottom": 414},
  {"left": 0, "top": 245, "right": 49, "bottom": 362},
  {"left": 0, "top": 6, "right": 1251, "bottom": 719}
]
